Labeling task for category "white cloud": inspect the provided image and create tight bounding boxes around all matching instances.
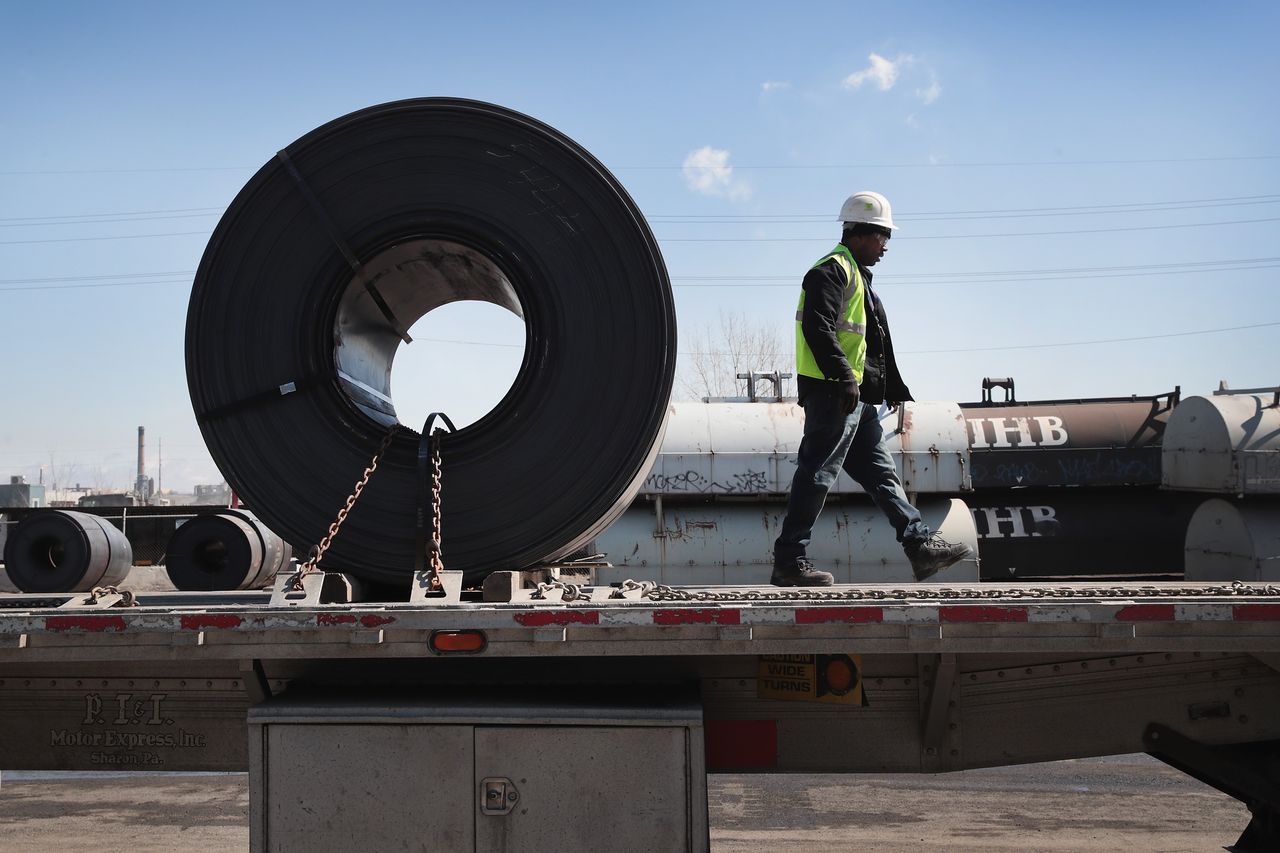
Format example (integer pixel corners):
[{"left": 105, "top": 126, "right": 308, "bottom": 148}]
[
  {"left": 843, "top": 53, "right": 943, "bottom": 106},
  {"left": 916, "top": 75, "right": 942, "bottom": 105},
  {"left": 842, "top": 53, "right": 914, "bottom": 91},
  {"left": 682, "top": 146, "right": 751, "bottom": 201},
  {"left": 905, "top": 113, "right": 921, "bottom": 129},
  {"left": 761, "top": 80, "right": 790, "bottom": 94}
]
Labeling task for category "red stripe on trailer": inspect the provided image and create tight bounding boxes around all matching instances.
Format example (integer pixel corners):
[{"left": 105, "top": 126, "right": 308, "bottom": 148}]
[
  {"left": 317, "top": 613, "right": 358, "bottom": 626},
  {"left": 360, "top": 614, "right": 396, "bottom": 628},
  {"left": 940, "top": 606, "right": 1029, "bottom": 623},
  {"left": 653, "top": 609, "right": 742, "bottom": 626},
  {"left": 514, "top": 610, "right": 601, "bottom": 627},
  {"left": 1233, "top": 604, "right": 1280, "bottom": 621},
  {"left": 795, "top": 607, "right": 885, "bottom": 624},
  {"left": 705, "top": 719, "right": 777, "bottom": 770},
  {"left": 45, "top": 615, "right": 127, "bottom": 633},
  {"left": 180, "top": 614, "right": 243, "bottom": 631},
  {"left": 1115, "top": 604, "right": 1176, "bottom": 622}
]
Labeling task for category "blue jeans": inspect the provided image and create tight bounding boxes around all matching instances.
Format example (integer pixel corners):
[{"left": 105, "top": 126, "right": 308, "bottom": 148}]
[{"left": 774, "top": 394, "right": 929, "bottom": 563}]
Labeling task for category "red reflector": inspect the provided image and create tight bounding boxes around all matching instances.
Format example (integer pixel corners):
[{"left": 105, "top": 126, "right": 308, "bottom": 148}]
[
  {"left": 705, "top": 719, "right": 777, "bottom": 770},
  {"left": 430, "top": 630, "right": 487, "bottom": 653}
]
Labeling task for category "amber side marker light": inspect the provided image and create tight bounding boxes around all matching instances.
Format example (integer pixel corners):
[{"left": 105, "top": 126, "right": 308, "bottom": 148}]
[{"left": 430, "top": 630, "right": 488, "bottom": 654}]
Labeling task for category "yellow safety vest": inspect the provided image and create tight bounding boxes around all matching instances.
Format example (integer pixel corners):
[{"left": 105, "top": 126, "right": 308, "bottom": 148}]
[{"left": 795, "top": 244, "right": 868, "bottom": 382}]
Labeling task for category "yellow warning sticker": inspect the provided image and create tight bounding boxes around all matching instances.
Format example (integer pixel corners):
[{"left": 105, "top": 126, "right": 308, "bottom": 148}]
[{"left": 757, "top": 653, "right": 867, "bottom": 706}]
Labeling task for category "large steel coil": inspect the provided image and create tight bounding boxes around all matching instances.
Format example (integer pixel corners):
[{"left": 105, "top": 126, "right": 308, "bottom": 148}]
[
  {"left": 165, "top": 510, "right": 293, "bottom": 591},
  {"left": 2, "top": 511, "right": 132, "bottom": 593},
  {"left": 187, "top": 98, "right": 676, "bottom": 585}
]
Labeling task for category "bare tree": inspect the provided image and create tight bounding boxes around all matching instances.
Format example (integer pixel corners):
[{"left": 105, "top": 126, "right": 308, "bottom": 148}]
[{"left": 675, "top": 311, "right": 791, "bottom": 401}]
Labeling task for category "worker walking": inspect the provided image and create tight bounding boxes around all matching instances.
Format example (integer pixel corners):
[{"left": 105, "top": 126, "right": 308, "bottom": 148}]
[{"left": 772, "top": 191, "right": 973, "bottom": 587}]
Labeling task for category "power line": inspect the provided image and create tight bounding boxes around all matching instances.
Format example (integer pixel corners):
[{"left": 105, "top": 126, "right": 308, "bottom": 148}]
[
  {"left": 0, "top": 269, "right": 195, "bottom": 284},
  {"left": 681, "top": 321, "right": 1278, "bottom": 357},
  {"left": 0, "top": 230, "right": 209, "bottom": 246},
  {"left": 677, "top": 255, "right": 1280, "bottom": 279},
  {"left": 0, "top": 278, "right": 193, "bottom": 293},
  {"left": 3, "top": 154, "right": 1278, "bottom": 178},
  {"left": 0, "top": 211, "right": 222, "bottom": 228},
  {"left": 0, "top": 206, "right": 223, "bottom": 223},
  {"left": 4, "top": 213, "right": 1277, "bottom": 248},
  {"left": 650, "top": 193, "right": 1280, "bottom": 222},
  {"left": 0, "top": 166, "right": 254, "bottom": 176},
  {"left": 673, "top": 257, "right": 1280, "bottom": 286},
  {"left": 657, "top": 216, "right": 1280, "bottom": 242},
  {"left": 4, "top": 256, "right": 1277, "bottom": 294},
  {"left": 897, "top": 321, "right": 1280, "bottom": 355},
  {"left": 6, "top": 193, "right": 1277, "bottom": 226},
  {"left": 629, "top": 154, "right": 1280, "bottom": 170},
  {"left": 412, "top": 322, "right": 1280, "bottom": 355}
]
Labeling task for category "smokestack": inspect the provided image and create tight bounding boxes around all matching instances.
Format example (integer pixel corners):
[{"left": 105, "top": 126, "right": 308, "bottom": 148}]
[{"left": 136, "top": 426, "right": 146, "bottom": 496}]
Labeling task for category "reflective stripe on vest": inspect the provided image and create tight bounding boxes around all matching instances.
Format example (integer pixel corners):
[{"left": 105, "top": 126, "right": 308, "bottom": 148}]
[
  {"left": 793, "top": 312, "right": 866, "bottom": 335},
  {"left": 795, "top": 244, "right": 868, "bottom": 382}
]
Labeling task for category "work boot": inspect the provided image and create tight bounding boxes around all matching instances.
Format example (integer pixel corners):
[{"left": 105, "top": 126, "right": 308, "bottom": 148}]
[
  {"left": 771, "top": 557, "right": 834, "bottom": 587},
  {"left": 905, "top": 533, "right": 974, "bottom": 582}
]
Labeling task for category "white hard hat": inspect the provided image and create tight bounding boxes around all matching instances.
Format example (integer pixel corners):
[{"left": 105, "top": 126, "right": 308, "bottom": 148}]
[{"left": 838, "top": 190, "right": 897, "bottom": 230}]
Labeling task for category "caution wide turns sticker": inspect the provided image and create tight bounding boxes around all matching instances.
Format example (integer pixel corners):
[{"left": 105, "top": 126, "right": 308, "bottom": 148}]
[{"left": 757, "top": 654, "right": 868, "bottom": 706}]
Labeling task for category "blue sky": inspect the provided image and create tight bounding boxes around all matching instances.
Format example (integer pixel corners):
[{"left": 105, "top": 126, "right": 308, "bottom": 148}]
[{"left": 2, "top": 1, "right": 1278, "bottom": 491}]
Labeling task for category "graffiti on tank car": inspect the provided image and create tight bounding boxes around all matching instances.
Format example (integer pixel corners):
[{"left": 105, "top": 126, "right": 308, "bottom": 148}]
[
  {"left": 1244, "top": 452, "right": 1280, "bottom": 490},
  {"left": 988, "top": 461, "right": 1050, "bottom": 486},
  {"left": 967, "top": 416, "right": 1069, "bottom": 449},
  {"left": 645, "top": 471, "right": 710, "bottom": 492},
  {"left": 728, "top": 470, "right": 771, "bottom": 493},
  {"left": 645, "top": 469, "right": 772, "bottom": 494},
  {"left": 1055, "top": 453, "right": 1157, "bottom": 485}
]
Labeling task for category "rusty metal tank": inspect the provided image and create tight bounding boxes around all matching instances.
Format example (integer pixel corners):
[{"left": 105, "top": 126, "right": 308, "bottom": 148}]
[
  {"left": 589, "top": 497, "right": 979, "bottom": 586},
  {"left": 968, "top": 491, "right": 1202, "bottom": 581},
  {"left": 1163, "top": 388, "right": 1280, "bottom": 495},
  {"left": 645, "top": 401, "right": 970, "bottom": 498},
  {"left": 959, "top": 390, "right": 1178, "bottom": 490},
  {"left": 630, "top": 386, "right": 1191, "bottom": 581},
  {"left": 1183, "top": 498, "right": 1280, "bottom": 581}
]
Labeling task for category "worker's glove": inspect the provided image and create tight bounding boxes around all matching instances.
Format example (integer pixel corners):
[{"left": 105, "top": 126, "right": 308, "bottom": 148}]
[{"left": 839, "top": 375, "right": 861, "bottom": 415}]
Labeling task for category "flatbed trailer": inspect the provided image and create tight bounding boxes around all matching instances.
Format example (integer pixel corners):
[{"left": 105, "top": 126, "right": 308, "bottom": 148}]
[{"left": 3, "top": 577, "right": 1280, "bottom": 851}]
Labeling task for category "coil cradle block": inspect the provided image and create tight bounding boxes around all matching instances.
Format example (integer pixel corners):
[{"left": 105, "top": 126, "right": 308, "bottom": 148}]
[
  {"left": 165, "top": 509, "right": 293, "bottom": 591},
  {"left": 187, "top": 99, "right": 676, "bottom": 586},
  {"left": 2, "top": 510, "right": 133, "bottom": 593}
]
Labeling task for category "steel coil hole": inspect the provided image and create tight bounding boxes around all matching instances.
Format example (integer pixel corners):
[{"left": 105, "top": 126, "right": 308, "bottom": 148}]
[
  {"left": 340, "top": 239, "right": 528, "bottom": 431},
  {"left": 28, "top": 536, "right": 66, "bottom": 572}
]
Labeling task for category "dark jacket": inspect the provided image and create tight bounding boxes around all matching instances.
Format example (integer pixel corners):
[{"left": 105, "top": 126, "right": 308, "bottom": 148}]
[{"left": 796, "top": 254, "right": 914, "bottom": 406}]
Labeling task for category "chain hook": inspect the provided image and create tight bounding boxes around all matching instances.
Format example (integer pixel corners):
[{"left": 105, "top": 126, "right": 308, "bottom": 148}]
[{"left": 416, "top": 413, "right": 456, "bottom": 588}]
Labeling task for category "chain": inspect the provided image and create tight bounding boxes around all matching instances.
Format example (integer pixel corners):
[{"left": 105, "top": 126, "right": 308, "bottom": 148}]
[
  {"left": 638, "top": 579, "right": 1280, "bottom": 603},
  {"left": 532, "top": 580, "right": 593, "bottom": 603},
  {"left": 292, "top": 425, "right": 398, "bottom": 587},
  {"left": 610, "top": 579, "right": 657, "bottom": 598},
  {"left": 429, "top": 429, "right": 444, "bottom": 577},
  {"left": 86, "top": 586, "right": 136, "bottom": 607}
]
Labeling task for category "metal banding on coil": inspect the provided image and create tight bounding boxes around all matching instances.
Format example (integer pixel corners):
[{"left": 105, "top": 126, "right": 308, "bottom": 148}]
[
  {"left": 186, "top": 98, "right": 676, "bottom": 586},
  {"left": 2, "top": 511, "right": 133, "bottom": 593},
  {"left": 165, "top": 510, "right": 293, "bottom": 591}
]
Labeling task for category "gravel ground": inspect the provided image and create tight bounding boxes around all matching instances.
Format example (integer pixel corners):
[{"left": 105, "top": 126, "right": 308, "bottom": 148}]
[{"left": 0, "top": 755, "right": 1247, "bottom": 852}]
